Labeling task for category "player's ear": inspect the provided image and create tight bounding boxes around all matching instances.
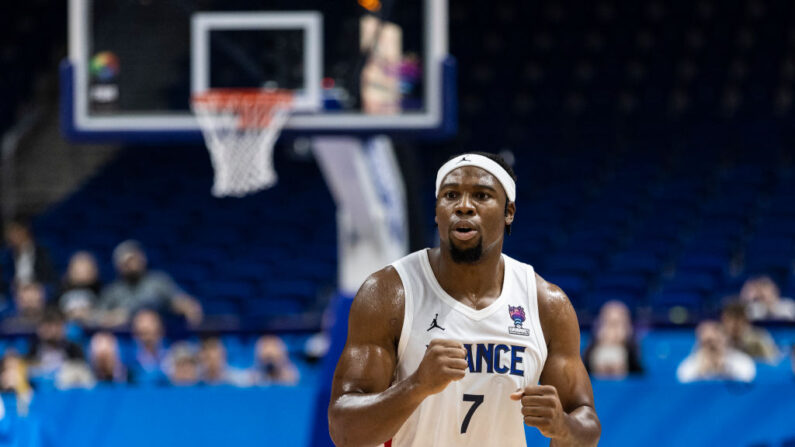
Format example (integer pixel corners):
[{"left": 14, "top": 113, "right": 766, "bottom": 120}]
[{"left": 505, "top": 201, "right": 515, "bottom": 225}]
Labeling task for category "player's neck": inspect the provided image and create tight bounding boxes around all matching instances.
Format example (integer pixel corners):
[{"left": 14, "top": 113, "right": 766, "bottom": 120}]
[{"left": 428, "top": 245, "right": 505, "bottom": 306}]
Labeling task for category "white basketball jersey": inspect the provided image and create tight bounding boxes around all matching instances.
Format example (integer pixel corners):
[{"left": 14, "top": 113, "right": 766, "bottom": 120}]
[{"left": 389, "top": 249, "right": 548, "bottom": 447}]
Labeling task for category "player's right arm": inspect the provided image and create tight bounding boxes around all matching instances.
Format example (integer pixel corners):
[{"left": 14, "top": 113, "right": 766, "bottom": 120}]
[{"left": 328, "top": 267, "right": 468, "bottom": 447}]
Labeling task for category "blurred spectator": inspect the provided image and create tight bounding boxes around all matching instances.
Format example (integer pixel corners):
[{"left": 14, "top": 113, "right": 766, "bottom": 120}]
[
  {"left": 1, "top": 282, "right": 46, "bottom": 332},
  {"left": 198, "top": 337, "right": 248, "bottom": 386},
  {"left": 26, "top": 309, "right": 86, "bottom": 383},
  {"left": 98, "top": 240, "right": 202, "bottom": 327},
  {"left": 167, "top": 342, "right": 199, "bottom": 386},
  {"left": 252, "top": 335, "right": 299, "bottom": 385},
  {"left": 0, "top": 264, "right": 7, "bottom": 307},
  {"left": 0, "top": 350, "right": 31, "bottom": 396},
  {"left": 791, "top": 345, "right": 795, "bottom": 378},
  {"left": 789, "top": 345, "right": 795, "bottom": 375},
  {"left": 739, "top": 275, "right": 795, "bottom": 321},
  {"left": 129, "top": 309, "right": 168, "bottom": 385},
  {"left": 304, "top": 332, "right": 330, "bottom": 364},
  {"left": 59, "top": 251, "right": 102, "bottom": 324},
  {"left": 89, "top": 332, "right": 127, "bottom": 383},
  {"left": 583, "top": 301, "right": 643, "bottom": 378},
  {"left": 677, "top": 320, "right": 756, "bottom": 383},
  {"left": 56, "top": 357, "right": 95, "bottom": 390},
  {"left": 304, "top": 305, "right": 334, "bottom": 364},
  {"left": 721, "top": 300, "right": 779, "bottom": 362},
  {"left": 2, "top": 219, "right": 56, "bottom": 289}
]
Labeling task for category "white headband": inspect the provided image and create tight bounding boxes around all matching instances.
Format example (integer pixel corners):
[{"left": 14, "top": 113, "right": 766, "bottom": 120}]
[{"left": 435, "top": 154, "right": 516, "bottom": 202}]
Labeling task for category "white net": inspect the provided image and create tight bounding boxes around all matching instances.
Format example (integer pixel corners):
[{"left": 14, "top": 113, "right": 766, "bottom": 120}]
[{"left": 192, "top": 89, "right": 293, "bottom": 197}]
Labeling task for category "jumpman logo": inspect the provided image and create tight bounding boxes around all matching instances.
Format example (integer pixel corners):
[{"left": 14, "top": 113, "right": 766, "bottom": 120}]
[
  {"left": 427, "top": 313, "right": 445, "bottom": 331},
  {"left": 457, "top": 156, "right": 470, "bottom": 164}
]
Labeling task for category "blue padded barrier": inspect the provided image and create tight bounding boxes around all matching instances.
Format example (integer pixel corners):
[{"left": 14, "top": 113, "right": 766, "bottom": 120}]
[{"left": 19, "top": 386, "right": 316, "bottom": 447}]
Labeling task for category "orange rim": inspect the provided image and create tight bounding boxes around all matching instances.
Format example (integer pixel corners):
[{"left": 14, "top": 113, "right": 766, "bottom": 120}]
[{"left": 192, "top": 88, "right": 293, "bottom": 128}]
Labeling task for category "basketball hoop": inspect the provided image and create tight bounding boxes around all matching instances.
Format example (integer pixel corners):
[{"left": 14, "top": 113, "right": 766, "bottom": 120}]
[{"left": 191, "top": 88, "right": 293, "bottom": 197}]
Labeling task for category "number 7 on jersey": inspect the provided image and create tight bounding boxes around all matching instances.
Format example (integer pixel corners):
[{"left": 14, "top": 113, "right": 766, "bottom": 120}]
[{"left": 460, "top": 394, "right": 484, "bottom": 434}]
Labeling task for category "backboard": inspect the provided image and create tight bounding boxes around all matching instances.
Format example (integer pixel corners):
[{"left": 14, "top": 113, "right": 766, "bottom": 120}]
[{"left": 63, "top": 0, "right": 456, "bottom": 142}]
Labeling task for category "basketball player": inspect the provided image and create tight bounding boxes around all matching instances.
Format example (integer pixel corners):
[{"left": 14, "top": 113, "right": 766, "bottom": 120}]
[{"left": 329, "top": 153, "right": 600, "bottom": 446}]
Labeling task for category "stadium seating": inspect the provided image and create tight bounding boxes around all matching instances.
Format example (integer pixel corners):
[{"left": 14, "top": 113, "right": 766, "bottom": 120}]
[
  {"left": 422, "top": 136, "right": 792, "bottom": 321},
  {"left": 30, "top": 146, "right": 336, "bottom": 328},
  {"left": 26, "top": 144, "right": 793, "bottom": 325},
  {"left": 1, "top": 0, "right": 792, "bottom": 328},
  {"left": 440, "top": 0, "right": 795, "bottom": 321}
]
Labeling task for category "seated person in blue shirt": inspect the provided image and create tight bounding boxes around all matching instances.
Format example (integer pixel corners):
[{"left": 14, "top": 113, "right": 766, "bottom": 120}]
[
  {"left": 128, "top": 308, "right": 169, "bottom": 386},
  {"left": 26, "top": 309, "right": 85, "bottom": 387}
]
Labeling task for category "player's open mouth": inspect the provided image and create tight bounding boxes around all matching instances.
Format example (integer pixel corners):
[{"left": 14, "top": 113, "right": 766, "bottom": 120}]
[{"left": 452, "top": 226, "right": 478, "bottom": 241}]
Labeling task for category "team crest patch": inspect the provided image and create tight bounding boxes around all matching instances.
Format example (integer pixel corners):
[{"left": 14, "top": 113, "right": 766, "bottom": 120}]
[{"left": 508, "top": 305, "right": 530, "bottom": 336}]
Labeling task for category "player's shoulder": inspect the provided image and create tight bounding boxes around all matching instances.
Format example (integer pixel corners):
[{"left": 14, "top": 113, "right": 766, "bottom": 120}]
[
  {"left": 534, "top": 272, "right": 578, "bottom": 334},
  {"left": 351, "top": 265, "right": 405, "bottom": 319},
  {"left": 499, "top": 254, "right": 573, "bottom": 318},
  {"left": 347, "top": 265, "right": 405, "bottom": 343},
  {"left": 534, "top": 273, "right": 570, "bottom": 307},
  {"left": 358, "top": 265, "right": 404, "bottom": 300},
  {"left": 352, "top": 248, "right": 433, "bottom": 320}
]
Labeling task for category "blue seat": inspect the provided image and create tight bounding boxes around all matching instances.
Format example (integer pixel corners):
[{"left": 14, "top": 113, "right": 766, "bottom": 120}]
[
  {"left": 609, "top": 252, "right": 661, "bottom": 275},
  {"left": 167, "top": 263, "right": 212, "bottom": 285},
  {"left": 678, "top": 254, "right": 727, "bottom": 269},
  {"left": 688, "top": 243, "right": 736, "bottom": 259},
  {"left": 545, "top": 255, "right": 598, "bottom": 275},
  {"left": 755, "top": 219, "right": 795, "bottom": 237},
  {"left": 698, "top": 219, "right": 746, "bottom": 238},
  {"left": 269, "top": 260, "right": 335, "bottom": 283},
  {"left": 198, "top": 280, "right": 257, "bottom": 301},
  {"left": 638, "top": 221, "right": 684, "bottom": 240},
  {"left": 784, "top": 277, "right": 795, "bottom": 299},
  {"left": 747, "top": 236, "right": 794, "bottom": 252},
  {"left": 584, "top": 291, "right": 639, "bottom": 314},
  {"left": 266, "top": 280, "right": 317, "bottom": 303},
  {"left": 544, "top": 274, "right": 587, "bottom": 299},
  {"left": 650, "top": 291, "right": 703, "bottom": 309},
  {"left": 662, "top": 273, "right": 717, "bottom": 294},
  {"left": 677, "top": 254, "right": 728, "bottom": 279},
  {"left": 631, "top": 238, "right": 677, "bottom": 257},
  {"left": 216, "top": 261, "right": 273, "bottom": 282},
  {"left": 593, "top": 274, "right": 649, "bottom": 295},
  {"left": 176, "top": 247, "right": 229, "bottom": 266},
  {"left": 244, "top": 298, "right": 303, "bottom": 316},
  {"left": 744, "top": 253, "right": 794, "bottom": 275},
  {"left": 202, "top": 299, "right": 242, "bottom": 316}
]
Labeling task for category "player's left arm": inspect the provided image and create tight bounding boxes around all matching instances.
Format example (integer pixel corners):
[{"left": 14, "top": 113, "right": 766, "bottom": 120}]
[{"left": 511, "top": 275, "right": 601, "bottom": 446}]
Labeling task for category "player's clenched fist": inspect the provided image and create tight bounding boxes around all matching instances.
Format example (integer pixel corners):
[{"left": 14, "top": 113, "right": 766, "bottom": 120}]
[
  {"left": 410, "top": 339, "right": 468, "bottom": 397},
  {"left": 510, "top": 385, "right": 567, "bottom": 439}
]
